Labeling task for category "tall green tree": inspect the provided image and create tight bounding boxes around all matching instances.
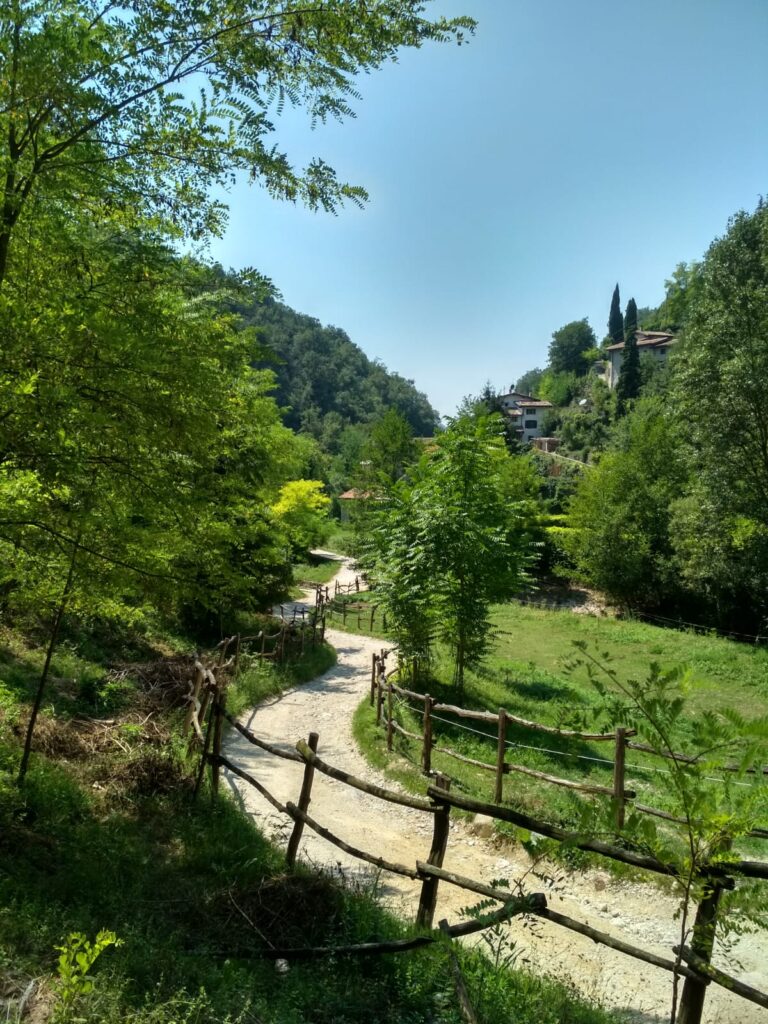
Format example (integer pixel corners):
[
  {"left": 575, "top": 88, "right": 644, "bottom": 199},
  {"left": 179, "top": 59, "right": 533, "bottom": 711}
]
[
  {"left": 0, "top": 1, "right": 474, "bottom": 286},
  {"left": 368, "top": 417, "right": 532, "bottom": 689},
  {"left": 565, "top": 400, "right": 685, "bottom": 608},
  {"left": 608, "top": 283, "right": 624, "bottom": 344},
  {"left": 360, "top": 409, "right": 417, "bottom": 488},
  {"left": 615, "top": 332, "right": 641, "bottom": 409},
  {"left": 624, "top": 297, "right": 638, "bottom": 339},
  {"left": 548, "top": 319, "right": 597, "bottom": 375},
  {"left": 671, "top": 201, "right": 768, "bottom": 629},
  {"left": 0, "top": 216, "right": 308, "bottom": 778}
]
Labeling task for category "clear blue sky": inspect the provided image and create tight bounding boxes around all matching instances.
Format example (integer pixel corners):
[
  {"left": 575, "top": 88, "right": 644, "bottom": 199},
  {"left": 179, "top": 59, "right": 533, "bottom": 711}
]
[{"left": 209, "top": 0, "right": 768, "bottom": 419}]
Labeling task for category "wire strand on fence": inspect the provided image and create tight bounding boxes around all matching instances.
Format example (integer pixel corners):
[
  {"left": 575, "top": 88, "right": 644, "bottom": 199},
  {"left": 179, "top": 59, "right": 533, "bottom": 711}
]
[{"left": 421, "top": 711, "right": 756, "bottom": 788}]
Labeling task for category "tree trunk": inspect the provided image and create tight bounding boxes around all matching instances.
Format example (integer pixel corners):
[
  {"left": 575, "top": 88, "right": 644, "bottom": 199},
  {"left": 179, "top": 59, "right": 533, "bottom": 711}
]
[{"left": 17, "top": 538, "right": 80, "bottom": 784}]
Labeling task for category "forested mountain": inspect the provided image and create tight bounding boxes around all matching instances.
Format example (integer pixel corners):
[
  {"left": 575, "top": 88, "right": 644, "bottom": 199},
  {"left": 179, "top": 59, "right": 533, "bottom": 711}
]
[{"left": 234, "top": 295, "right": 440, "bottom": 439}]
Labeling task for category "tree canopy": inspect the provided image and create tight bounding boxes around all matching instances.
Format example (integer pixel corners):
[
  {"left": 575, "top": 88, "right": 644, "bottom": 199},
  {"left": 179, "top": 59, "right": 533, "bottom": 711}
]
[
  {"left": 547, "top": 319, "right": 597, "bottom": 375},
  {"left": 0, "top": 0, "right": 475, "bottom": 285},
  {"left": 363, "top": 416, "right": 532, "bottom": 688}
]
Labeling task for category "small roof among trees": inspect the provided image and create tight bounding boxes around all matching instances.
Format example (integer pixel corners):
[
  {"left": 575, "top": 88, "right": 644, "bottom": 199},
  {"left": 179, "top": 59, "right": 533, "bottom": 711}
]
[{"left": 606, "top": 331, "right": 676, "bottom": 352}]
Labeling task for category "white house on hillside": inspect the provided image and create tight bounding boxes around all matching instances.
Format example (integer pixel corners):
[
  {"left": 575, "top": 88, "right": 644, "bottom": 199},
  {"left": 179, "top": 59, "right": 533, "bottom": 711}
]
[
  {"left": 604, "top": 331, "right": 676, "bottom": 389},
  {"left": 498, "top": 391, "right": 553, "bottom": 443}
]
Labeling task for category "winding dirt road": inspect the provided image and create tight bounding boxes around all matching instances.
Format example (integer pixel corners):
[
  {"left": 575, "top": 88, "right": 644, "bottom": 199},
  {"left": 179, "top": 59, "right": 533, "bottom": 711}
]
[{"left": 224, "top": 555, "right": 767, "bottom": 1024}]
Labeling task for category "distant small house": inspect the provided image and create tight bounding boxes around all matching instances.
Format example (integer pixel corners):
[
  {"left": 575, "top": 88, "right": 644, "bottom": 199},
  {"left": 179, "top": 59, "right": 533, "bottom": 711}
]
[
  {"left": 338, "top": 488, "right": 373, "bottom": 522},
  {"left": 497, "top": 392, "right": 553, "bottom": 443},
  {"left": 604, "top": 331, "right": 676, "bottom": 389}
]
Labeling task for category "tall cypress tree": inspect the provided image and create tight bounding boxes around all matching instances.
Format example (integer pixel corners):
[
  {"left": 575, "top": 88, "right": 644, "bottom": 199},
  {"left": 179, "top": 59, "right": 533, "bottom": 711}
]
[
  {"left": 624, "top": 297, "right": 638, "bottom": 340},
  {"left": 616, "top": 331, "right": 641, "bottom": 411},
  {"left": 608, "top": 284, "right": 624, "bottom": 344}
]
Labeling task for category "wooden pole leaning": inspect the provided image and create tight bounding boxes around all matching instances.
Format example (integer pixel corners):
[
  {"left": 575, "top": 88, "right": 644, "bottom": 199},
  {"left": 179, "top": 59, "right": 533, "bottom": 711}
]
[
  {"left": 376, "top": 668, "right": 385, "bottom": 726},
  {"left": 210, "top": 677, "right": 227, "bottom": 798},
  {"left": 286, "top": 731, "right": 320, "bottom": 868},
  {"left": 438, "top": 919, "right": 480, "bottom": 1024},
  {"left": 193, "top": 682, "right": 217, "bottom": 799},
  {"left": 495, "top": 708, "right": 506, "bottom": 804},
  {"left": 678, "top": 838, "right": 732, "bottom": 1024},
  {"left": 677, "top": 879, "right": 724, "bottom": 1024},
  {"left": 370, "top": 653, "right": 377, "bottom": 706},
  {"left": 386, "top": 682, "right": 394, "bottom": 752},
  {"left": 422, "top": 695, "right": 433, "bottom": 776},
  {"left": 416, "top": 773, "right": 451, "bottom": 929},
  {"left": 183, "top": 661, "right": 205, "bottom": 737},
  {"left": 613, "top": 727, "right": 628, "bottom": 830}
]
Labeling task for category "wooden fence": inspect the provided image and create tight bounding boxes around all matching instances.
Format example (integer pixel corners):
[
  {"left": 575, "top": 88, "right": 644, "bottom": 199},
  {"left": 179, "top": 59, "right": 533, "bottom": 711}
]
[
  {"left": 188, "top": 656, "right": 768, "bottom": 1024},
  {"left": 372, "top": 661, "right": 768, "bottom": 839},
  {"left": 309, "top": 577, "right": 387, "bottom": 634}
]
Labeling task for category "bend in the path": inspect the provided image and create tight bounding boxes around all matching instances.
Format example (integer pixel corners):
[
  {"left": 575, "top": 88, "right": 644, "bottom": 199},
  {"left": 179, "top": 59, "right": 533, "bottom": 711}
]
[{"left": 224, "top": 558, "right": 766, "bottom": 1024}]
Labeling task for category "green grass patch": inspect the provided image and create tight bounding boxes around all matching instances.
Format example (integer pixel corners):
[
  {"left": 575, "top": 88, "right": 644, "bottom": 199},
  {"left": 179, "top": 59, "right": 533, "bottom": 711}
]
[
  {"left": 292, "top": 552, "right": 341, "bottom": 588},
  {"left": 350, "top": 598, "right": 768, "bottom": 867},
  {"left": 321, "top": 523, "right": 355, "bottom": 556}
]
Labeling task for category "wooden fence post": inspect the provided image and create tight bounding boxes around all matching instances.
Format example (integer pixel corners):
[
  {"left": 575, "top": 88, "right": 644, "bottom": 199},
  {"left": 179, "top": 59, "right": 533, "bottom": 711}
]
[
  {"left": 196, "top": 672, "right": 214, "bottom": 734},
  {"left": 183, "top": 662, "right": 205, "bottom": 737},
  {"left": 369, "top": 605, "right": 375, "bottom": 631},
  {"left": 193, "top": 684, "right": 217, "bottom": 799},
  {"left": 370, "top": 652, "right": 377, "bottom": 706},
  {"left": 416, "top": 773, "right": 451, "bottom": 929},
  {"left": 286, "top": 731, "right": 319, "bottom": 868},
  {"left": 613, "top": 727, "right": 627, "bottom": 830},
  {"left": 677, "top": 878, "right": 726, "bottom": 1024},
  {"left": 386, "top": 682, "right": 394, "bottom": 751},
  {"left": 438, "top": 920, "right": 480, "bottom": 1024},
  {"left": 422, "top": 695, "right": 433, "bottom": 775},
  {"left": 376, "top": 671, "right": 384, "bottom": 725},
  {"left": 494, "top": 708, "right": 506, "bottom": 804},
  {"left": 210, "top": 677, "right": 227, "bottom": 798}
]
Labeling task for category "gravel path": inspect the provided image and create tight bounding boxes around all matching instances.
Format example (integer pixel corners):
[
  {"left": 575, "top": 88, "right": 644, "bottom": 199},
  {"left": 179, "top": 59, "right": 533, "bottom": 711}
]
[{"left": 224, "top": 555, "right": 767, "bottom": 1024}]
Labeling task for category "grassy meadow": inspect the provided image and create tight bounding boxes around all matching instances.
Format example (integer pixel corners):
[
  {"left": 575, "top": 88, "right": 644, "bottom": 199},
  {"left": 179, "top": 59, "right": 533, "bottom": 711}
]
[{"left": 348, "top": 598, "right": 768, "bottom": 863}]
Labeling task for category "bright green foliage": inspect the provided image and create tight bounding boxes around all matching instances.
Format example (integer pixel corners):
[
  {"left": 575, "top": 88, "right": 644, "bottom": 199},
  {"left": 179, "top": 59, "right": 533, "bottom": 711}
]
[
  {"left": 565, "top": 400, "right": 686, "bottom": 607},
  {"left": 671, "top": 202, "right": 768, "bottom": 628},
  {"left": 360, "top": 409, "right": 418, "bottom": 488},
  {"left": 642, "top": 262, "right": 704, "bottom": 331},
  {"left": 0, "top": 1, "right": 475, "bottom": 285},
  {"left": 608, "top": 283, "right": 624, "bottom": 344},
  {"left": 365, "top": 416, "right": 533, "bottom": 688},
  {"left": 0, "top": 221, "right": 304, "bottom": 635},
  {"left": 54, "top": 930, "right": 122, "bottom": 1022},
  {"left": 271, "top": 479, "right": 331, "bottom": 556},
  {"left": 547, "top": 319, "right": 597, "bottom": 375},
  {"left": 537, "top": 368, "right": 582, "bottom": 406},
  {"left": 571, "top": 643, "right": 768, "bottom": 993},
  {"left": 554, "top": 379, "right": 615, "bottom": 461}
]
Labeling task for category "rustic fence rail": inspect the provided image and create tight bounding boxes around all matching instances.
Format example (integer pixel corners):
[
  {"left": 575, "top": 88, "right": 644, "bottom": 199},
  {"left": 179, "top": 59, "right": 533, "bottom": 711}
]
[
  {"left": 376, "top": 665, "right": 768, "bottom": 839},
  {"left": 189, "top": 657, "right": 768, "bottom": 1024}
]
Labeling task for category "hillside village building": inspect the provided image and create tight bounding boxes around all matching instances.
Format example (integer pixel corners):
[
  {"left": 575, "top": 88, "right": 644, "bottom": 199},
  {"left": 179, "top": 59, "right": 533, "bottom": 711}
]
[
  {"left": 498, "top": 391, "right": 553, "bottom": 443},
  {"left": 604, "top": 331, "right": 676, "bottom": 389}
]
